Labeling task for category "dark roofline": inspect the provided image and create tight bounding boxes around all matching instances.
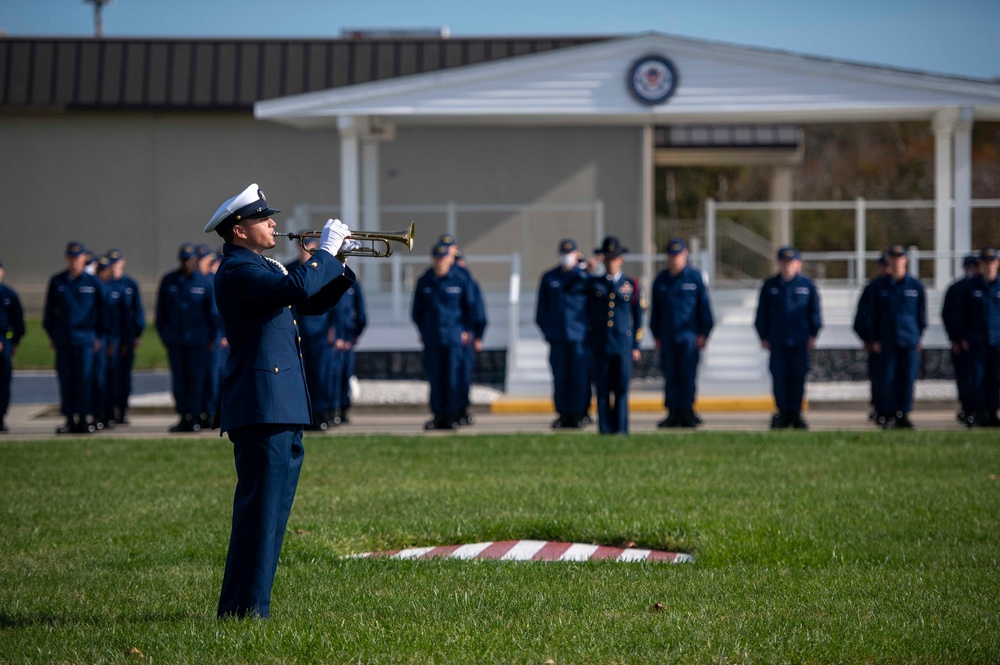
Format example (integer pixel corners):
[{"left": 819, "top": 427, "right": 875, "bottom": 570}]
[{"left": 0, "top": 35, "right": 613, "bottom": 111}]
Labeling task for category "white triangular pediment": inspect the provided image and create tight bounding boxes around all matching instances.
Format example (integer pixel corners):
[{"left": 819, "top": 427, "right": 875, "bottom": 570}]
[{"left": 256, "top": 32, "right": 1000, "bottom": 128}]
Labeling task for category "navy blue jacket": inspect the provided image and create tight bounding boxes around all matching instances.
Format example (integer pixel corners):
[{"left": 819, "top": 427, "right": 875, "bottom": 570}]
[
  {"left": 941, "top": 276, "right": 971, "bottom": 344},
  {"left": 754, "top": 273, "right": 822, "bottom": 347},
  {"left": 214, "top": 245, "right": 355, "bottom": 433},
  {"left": 100, "top": 277, "right": 128, "bottom": 344},
  {"left": 0, "top": 283, "right": 25, "bottom": 348},
  {"left": 957, "top": 275, "right": 1000, "bottom": 347},
  {"left": 649, "top": 265, "right": 714, "bottom": 344},
  {"left": 870, "top": 274, "right": 926, "bottom": 348},
  {"left": 155, "top": 269, "right": 218, "bottom": 348},
  {"left": 585, "top": 273, "right": 644, "bottom": 355},
  {"left": 412, "top": 267, "right": 476, "bottom": 347},
  {"left": 535, "top": 265, "right": 588, "bottom": 343},
  {"left": 852, "top": 277, "right": 882, "bottom": 344},
  {"left": 43, "top": 270, "right": 105, "bottom": 347},
  {"left": 115, "top": 274, "right": 146, "bottom": 343}
]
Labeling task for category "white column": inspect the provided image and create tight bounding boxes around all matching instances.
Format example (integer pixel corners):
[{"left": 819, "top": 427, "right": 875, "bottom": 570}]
[
  {"left": 771, "top": 165, "right": 794, "bottom": 249},
  {"left": 361, "top": 134, "right": 381, "bottom": 289},
  {"left": 932, "top": 109, "right": 956, "bottom": 290},
  {"left": 641, "top": 125, "right": 654, "bottom": 300},
  {"left": 337, "top": 115, "right": 361, "bottom": 234},
  {"left": 953, "top": 107, "right": 974, "bottom": 276}
]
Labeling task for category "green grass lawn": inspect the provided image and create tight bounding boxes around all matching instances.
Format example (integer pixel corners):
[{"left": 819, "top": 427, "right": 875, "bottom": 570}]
[
  {"left": 1, "top": 431, "right": 998, "bottom": 663},
  {"left": 15, "top": 319, "right": 168, "bottom": 370}
]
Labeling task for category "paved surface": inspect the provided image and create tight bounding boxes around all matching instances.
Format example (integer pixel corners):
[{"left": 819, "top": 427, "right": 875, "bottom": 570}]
[{"left": 0, "top": 401, "right": 972, "bottom": 441}]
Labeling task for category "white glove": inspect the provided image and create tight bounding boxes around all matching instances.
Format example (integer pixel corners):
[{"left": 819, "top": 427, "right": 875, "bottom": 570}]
[
  {"left": 339, "top": 239, "right": 362, "bottom": 255},
  {"left": 319, "top": 219, "right": 350, "bottom": 257}
]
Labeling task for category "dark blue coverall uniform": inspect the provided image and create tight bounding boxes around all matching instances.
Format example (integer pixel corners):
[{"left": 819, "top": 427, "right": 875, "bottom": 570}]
[
  {"left": 956, "top": 272, "right": 1000, "bottom": 425},
  {"left": 95, "top": 267, "right": 127, "bottom": 427},
  {"left": 585, "top": 272, "right": 644, "bottom": 435},
  {"left": 44, "top": 267, "right": 106, "bottom": 432},
  {"left": 536, "top": 263, "right": 590, "bottom": 427},
  {"left": 754, "top": 273, "right": 822, "bottom": 424},
  {"left": 0, "top": 279, "right": 25, "bottom": 430},
  {"left": 114, "top": 271, "right": 145, "bottom": 423},
  {"left": 650, "top": 264, "right": 713, "bottom": 426},
  {"left": 941, "top": 270, "right": 974, "bottom": 421},
  {"left": 853, "top": 274, "right": 884, "bottom": 418},
  {"left": 286, "top": 256, "right": 336, "bottom": 428},
  {"left": 870, "top": 274, "right": 926, "bottom": 422},
  {"left": 331, "top": 281, "right": 367, "bottom": 423},
  {"left": 412, "top": 264, "right": 476, "bottom": 429},
  {"left": 156, "top": 267, "right": 219, "bottom": 429}
]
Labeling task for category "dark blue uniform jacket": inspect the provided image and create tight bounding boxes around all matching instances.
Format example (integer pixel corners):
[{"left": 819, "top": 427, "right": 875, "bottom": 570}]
[
  {"left": 412, "top": 267, "right": 476, "bottom": 347},
  {"left": 755, "top": 273, "right": 822, "bottom": 346},
  {"left": 958, "top": 276, "right": 1000, "bottom": 346},
  {"left": 585, "top": 273, "right": 644, "bottom": 355},
  {"left": 156, "top": 270, "right": 218, "bottom": 348},
  {"left": 871, "top": 274, "right": 926, "bottom": 348},
  {"left": 535, "top": 265, "right": 588, "bottom": 343},
  {"left": 213, "top": 245, "right": 355, "bottom": 433},
  {"left": 43, "top": 271, "right": 105, "bottom": 346},
  {"left": 650, "top": 265, "right": 713, "bottom": 344},
  {"left": 0, "top": 283, "right": 25, "bottom": 347}
]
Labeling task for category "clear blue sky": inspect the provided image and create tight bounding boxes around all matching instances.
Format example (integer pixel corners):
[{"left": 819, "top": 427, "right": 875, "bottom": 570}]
[{"left": 3, "top": 0, "right": 998, "bottom": 80}]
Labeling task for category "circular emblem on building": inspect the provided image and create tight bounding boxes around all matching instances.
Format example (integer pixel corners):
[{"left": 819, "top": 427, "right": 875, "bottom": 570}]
[{"left": 627, "top": 54, "right": 679, "bottom": 106}]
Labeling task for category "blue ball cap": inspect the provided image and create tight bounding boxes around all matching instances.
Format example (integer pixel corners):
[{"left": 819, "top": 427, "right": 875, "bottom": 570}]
[
  {"left": 96, "top": 255, "right": 112, "bottom": 271},
  {"left": 195, "top": 244, "right": 215, "bottom": 259},
  {"left": 886, "top": 244, "right": 907, "bottom": 257},
  {"left": 431, "top": 242, "right": 451, "bottom": 258},
  {"left": 437, "top": 233, "right": 457, "bottom": 247},
  {"left": 106, "top": 248, "right": 123, "bottom": 263},
  {"left": 963, "top": 254, "right": 978, "bottom": 268},
  {"left": 980, "top": 247, "right": 999, "bottom": 261},
  {"left": 777, "top": 246, "right": 801, "bottom": 261},
  {"left": 65, "top": 241, "right": 86, "bottom": 257},
  {"left": 558, "top": 238, "right": 578, "bottom": 254},
  {"left": 665, "top": 238, "right": 687, "bottom": 255},
  {"left": 178, "top": 243, "right": 197, "bottom": 260}
]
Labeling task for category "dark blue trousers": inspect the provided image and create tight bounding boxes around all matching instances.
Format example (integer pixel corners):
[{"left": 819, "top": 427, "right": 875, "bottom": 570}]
[
  {"left": 951, "top": 349, "right": 973, "bottom": 414},
  {"left": 592, "top": 351, "right": 631, "bottom": 435},
  {"left": 660, "top": 338, "right": 700, "bottom": 412},
  {"left": 167, "top": 345, "right": 210, "bottom": 417},
  {"left": 55, "top": 344, "right": 95, "bottom": 419},
  {"left": 769, "top": 343, "right": 809, "bottom": 414},
  {"left": 867, "top": 350, "right": 881, "bottom": 411},
  {"left": 967, "top": 344, "right": 1000, "bottom": 413},
  {"left": 331, "top": 348, "right": 355, "bottom": 411},
  {"left": 549, "top": 341, "right": 590, "bottom": 418},
  {"left": 98, "top": 340, "right": 121, "bottom": 421},
  {"left": 423, "top": 344, "right": 464, "bottom": 418},
  {"left": 456, "top": 344, "right": 474, "bottom": 413},
  {"left": 300, "top": 335, "right": 333, "bottom": 416},
  {"left": 116, "top": 342, "right": 136, "bottom": 416},
  {"left": 0, "top": 345, "right": 11, "bottom": 419},
  {"left": 218, "top": 424, "right": 304, "bottom": 619},
  {"left": 876, "top": 346, "right": 919, "bottom": 416}
]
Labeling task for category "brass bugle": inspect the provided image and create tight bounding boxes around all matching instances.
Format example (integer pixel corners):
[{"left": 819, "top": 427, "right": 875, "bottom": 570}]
[{"left": 274, "top": 222, "right": 415, "bottom": 258}]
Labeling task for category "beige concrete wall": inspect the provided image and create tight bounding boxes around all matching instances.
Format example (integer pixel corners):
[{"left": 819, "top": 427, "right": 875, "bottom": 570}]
[{"left": 2, "top": 114, "right": 643, "bottom": 311}]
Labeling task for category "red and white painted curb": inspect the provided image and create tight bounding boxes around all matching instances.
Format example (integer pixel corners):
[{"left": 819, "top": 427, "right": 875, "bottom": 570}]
[{"left": 350, "top": 540, "right": 694, "bottom": 564}]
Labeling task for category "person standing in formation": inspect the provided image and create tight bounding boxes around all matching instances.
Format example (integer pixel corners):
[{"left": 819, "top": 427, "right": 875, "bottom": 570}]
[
  {"left": 0, "top": 260, "right": 25, "bottom": 433},
  {"left": 956, "top": 247, "right": 1000, "bottom": 427},
  {"left": 585, "top": 236, "right": 644, "bottom": 435},
  {"left": 156, "top": 243, "right": 219, "bottom": 432},
  {"left": 107, "top": 248, "right": 145, "bottom": 425},
  {"left": 853, "top": 252, "right": 889, "bottom": 422},
  {"left": 535, "top": 238, "right": 592, "bottom": 429},
  {"left": 941, "top": 254, "right": 979, "bottom": 425},
  {"left": 649, "top": 238, "right": 714, "bottom": 429},
  {"left": 754, "top": 246, "right": 822, "bottom": 430},
  {"left": 330, "top": 277, "right": 366, "bottom": 426},
  {"left": 44, "top": 242, "right": 105, "bottom": 434}
]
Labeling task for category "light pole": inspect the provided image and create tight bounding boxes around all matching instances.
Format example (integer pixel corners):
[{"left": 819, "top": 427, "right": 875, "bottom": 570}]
[{"left": 84, "top": 0, "right": 114, "bottom": 39}]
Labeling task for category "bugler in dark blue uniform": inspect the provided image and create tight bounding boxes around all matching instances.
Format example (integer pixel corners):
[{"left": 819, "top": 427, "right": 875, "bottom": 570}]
[
  {"left": 0, "top": 260, "right": 25, "bottom": 433},
  {"left": 156, "top": 243, "right": 219, "bottom": 432},
  {"left": 754, "top": 246, "right": 822, "bottom": 429},
  {"left": 207, "top": 184, "right": 357, "bottom": 619},
  {"left": 412, "top": 242, "right": 478, "bottom": 430},
  {"left": 536, "top": 238, "right": 591, "bottom": 428},
  {"left": 868, "top": 244, "right": 926, "bottom": 429},
  {"left": 585, "top": 236, "right": 644, "bottom": 435},
  {"left": 43, "top": 241, "right": 106, "bottom": 434},
  {"left": 955, "top": 247, "right": 1000, "bottom": 427},
  {"left": 650, "top": 238, "right": 714, "bottom": 428}
]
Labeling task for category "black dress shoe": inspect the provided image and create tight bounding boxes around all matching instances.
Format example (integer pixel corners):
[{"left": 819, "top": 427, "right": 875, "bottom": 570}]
[
  {"left": 770, "top": 412, "right": 790, "bottom": 430},
  {"left": 789, "top": 413, "right": 809, "bottom": 430},
  {"left": 56, "top": 422, "right": 74, "bottom": 434},
  {"left": 657, "top": 413, "right": 677, "bottom": 429},
  {"left": 458, "top": 412, "right": 475, "bottom": 426},
  {"left": 679, "top": 410, "right": 700, "bottom": 428},
  {"left": 338, "top": 410, "right": 350, "bottom": 424}
]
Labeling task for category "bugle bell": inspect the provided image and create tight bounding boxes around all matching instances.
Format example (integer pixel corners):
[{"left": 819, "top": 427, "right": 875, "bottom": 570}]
[{"left": 274, "top": 221, "right": 415, "bottom": 258}]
